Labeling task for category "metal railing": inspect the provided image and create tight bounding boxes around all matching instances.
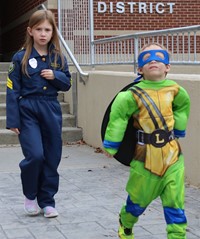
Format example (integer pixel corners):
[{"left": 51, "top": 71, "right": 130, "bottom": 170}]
[
  {"left": 57, "top": 0, "right": 200, "bottom": 74},
  {"left": 58, "top": 0, "right": 92, "bottom": 66},
  {"left": 40, "top": 1, "right": 200, "bottom": 77},
  {"left": 92, "top": 25, "right": 200, "bottom": 72},
  {"left": 40, "top": 4, "right": 88, "bottom": 80}
]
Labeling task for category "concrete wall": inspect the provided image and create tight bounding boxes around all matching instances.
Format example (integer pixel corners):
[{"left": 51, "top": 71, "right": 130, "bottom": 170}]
[{"left": 65, "top": 70, "right": 200, "bottom": 187}]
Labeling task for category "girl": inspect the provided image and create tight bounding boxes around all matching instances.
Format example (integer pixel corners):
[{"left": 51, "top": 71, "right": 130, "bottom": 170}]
[{"left": 6, "top": 9, "right": 71, "bottom": 218}]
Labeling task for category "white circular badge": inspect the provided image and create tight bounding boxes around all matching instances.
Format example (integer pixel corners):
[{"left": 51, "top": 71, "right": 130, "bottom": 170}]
[{"left": 29, "top": 58, "right": 38, "bottom": 69}]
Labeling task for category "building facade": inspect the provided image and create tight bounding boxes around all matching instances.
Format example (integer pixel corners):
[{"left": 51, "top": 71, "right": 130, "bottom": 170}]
[
  {"left": 94, "top": 0, "right": 200, "bottom": 36},
  {"left": 0, "top": 0, "right": 200, "bottom": 61}
]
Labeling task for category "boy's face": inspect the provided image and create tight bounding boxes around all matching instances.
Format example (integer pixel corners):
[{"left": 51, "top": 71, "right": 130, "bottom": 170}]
[{"left": 137, "top": 45, "right": 171, "bottom": 81}]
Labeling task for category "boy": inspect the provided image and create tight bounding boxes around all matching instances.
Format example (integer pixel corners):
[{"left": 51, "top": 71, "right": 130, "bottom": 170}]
[{"left": 103, "top": 43, "right": 190, "bottom": 239}]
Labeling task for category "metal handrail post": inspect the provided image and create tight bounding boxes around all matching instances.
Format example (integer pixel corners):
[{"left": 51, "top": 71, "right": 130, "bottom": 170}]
[
  {"left": 134, "top": 38, "right": 139, "bottom": 73},
  {"left": 57, "top": 0, "right": 62, "bottom": 33},
  {"left": 89, "top": 0, "right": 95, "bottom": 67},
  {"left": 57, "top": 30, "right": 88, "bottom": 79}
]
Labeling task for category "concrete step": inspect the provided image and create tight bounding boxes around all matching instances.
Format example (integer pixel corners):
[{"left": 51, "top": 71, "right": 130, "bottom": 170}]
[
  {"left": 0, "top": 81, "right": 6, "bottom": 92},
  {"left": 0, "top": 72, "right": 7, "bottom": 82},
  {"left": 0, "top": 92, "right": 5, "bottom": 102},
  {"left": 0, "top": 127, "right": 82, "bottom": 145},
  {"left": 0, "top": 114, "right": 76, "bottom": 129},
  {"left": 0, "top": 63, "right": 9, "bottom": 71},
  {"left": 0, "top": 129, "right": 19, "bottom": 145},
  {"left": 62, "top": 114, "right": 76, "bottom": 127},
  {"left": 62, "top": 127, "right": 83, "bottom": 143},
  {"left": 0, "top": 101, "right": 70, "bottom": 116},
  {"left": 0, "top": 92, "right": 64, "bottom": 104}
]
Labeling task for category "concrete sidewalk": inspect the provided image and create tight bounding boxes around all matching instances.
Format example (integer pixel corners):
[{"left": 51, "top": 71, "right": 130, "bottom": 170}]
[{"left": 0, "top": 143, "right": 199, "bottom": 239}]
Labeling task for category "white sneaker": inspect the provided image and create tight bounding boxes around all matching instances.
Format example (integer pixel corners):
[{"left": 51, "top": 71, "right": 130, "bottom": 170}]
[
  {"left": 43, "top": 206, "right": 59, "bottom": 218},
  {"left": 24, "top": 197, "right": 40, "bottom": 216}
]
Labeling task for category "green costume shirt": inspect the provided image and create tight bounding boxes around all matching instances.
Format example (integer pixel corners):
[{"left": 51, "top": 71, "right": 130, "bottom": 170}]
[{"left": 103, "top": 79, "right": 190, "bottom": 176}]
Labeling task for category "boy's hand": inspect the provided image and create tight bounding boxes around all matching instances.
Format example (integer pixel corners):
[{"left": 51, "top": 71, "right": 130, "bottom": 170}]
[{"left": 103, "top": 150, "right": 114, "bottom": 158}]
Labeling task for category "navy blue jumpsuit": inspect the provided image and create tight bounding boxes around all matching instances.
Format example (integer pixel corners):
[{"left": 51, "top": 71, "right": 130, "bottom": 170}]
[{"left": 6, "top": 46, "right": 71, "bottom": 208}]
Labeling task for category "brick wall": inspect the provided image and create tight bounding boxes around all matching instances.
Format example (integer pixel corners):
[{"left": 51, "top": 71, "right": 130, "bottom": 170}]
[
  {"left": 94, "top": 0, "right": 200, "bottom": 33},
  {"left": 93, "top": 0, "right": 200, "bottom": 54}
]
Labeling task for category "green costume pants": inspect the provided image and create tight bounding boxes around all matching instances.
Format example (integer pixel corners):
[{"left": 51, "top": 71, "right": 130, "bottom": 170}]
[{"left": 120, "top": 155, "right": 187, "bottom": 239}]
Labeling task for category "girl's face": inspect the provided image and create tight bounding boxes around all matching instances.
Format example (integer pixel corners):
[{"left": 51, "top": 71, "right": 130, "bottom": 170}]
[
  {"left": 137, "top": 45, "right": 171, "bottom": 81},
  {"left": 27, "top": 19, "right": 53, "bottom": 49}
]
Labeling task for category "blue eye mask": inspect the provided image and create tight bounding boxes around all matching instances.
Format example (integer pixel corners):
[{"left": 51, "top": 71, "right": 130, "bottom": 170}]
[{"left": 138, "top": 49, "right": 169, "bottom": 68}]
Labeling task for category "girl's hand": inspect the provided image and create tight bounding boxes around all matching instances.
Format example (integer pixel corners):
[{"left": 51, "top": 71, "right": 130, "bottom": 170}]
[
  {"left": 10, "top": 128, "right": 20, "bottom": 135},
  {"left": 40, "top": 69, "right": 55, "bottom": 80}
]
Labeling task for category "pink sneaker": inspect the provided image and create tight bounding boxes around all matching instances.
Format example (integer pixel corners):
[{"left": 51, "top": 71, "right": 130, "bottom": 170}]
[
  {"left": 43, "top": 206, "right": 59, "bottom": 218},
  {"left": 24, "top": 197, "right": 40, "bottom": 216}
]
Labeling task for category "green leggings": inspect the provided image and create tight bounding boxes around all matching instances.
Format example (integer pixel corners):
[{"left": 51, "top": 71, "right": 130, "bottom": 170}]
[{"left": 120, "top": 155, "right": 187, "bottom": 239}]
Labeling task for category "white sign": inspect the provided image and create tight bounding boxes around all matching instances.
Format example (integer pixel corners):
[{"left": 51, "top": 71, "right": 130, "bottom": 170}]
[{"left": 97, "top": 2, "right": 175, "bottom": 14}]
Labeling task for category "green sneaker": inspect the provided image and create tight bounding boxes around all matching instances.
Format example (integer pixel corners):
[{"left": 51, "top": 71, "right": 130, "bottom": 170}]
[{"left": 118, "top": 224, "right": 134, "bottom": 239}]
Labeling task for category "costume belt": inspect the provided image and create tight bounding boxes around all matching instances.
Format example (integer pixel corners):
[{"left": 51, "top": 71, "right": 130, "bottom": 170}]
[
  {"left": 136, "top": 129, "right": 175, "bottom": 148},
  {"left": 130, "top": 86, "right": 175, "bottom": 148}
]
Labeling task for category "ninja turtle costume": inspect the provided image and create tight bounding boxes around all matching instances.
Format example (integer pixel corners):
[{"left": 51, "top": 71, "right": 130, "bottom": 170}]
[{"left": 103, "top": 76, "right": 190, "bottom": 238}]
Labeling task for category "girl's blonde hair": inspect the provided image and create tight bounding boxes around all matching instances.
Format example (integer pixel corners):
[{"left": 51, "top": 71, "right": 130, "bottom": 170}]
[{"left": 21, "top": 9, "right": 64, "bottom": 76}]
